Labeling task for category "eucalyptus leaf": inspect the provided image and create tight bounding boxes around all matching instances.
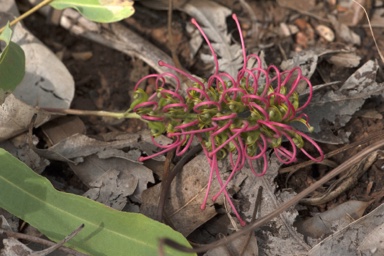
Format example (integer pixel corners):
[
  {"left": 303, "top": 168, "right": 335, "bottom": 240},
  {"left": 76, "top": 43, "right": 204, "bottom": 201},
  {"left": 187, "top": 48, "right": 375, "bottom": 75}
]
[
  {"left": 0, "top": 23, "right": 25, "bottom": 102},
  {"left": 50, "top": 0, "right": 135, "bottom": 23},
  {"left": 0, "top": 148, "right": 194, "bottom": 256}
]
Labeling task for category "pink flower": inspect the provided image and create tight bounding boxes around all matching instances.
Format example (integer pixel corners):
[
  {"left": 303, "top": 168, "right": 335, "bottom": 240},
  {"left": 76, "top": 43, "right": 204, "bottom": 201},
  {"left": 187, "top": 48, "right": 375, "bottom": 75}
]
[{"left": 131, "top": 14, "right": 324, "bottom": 226}]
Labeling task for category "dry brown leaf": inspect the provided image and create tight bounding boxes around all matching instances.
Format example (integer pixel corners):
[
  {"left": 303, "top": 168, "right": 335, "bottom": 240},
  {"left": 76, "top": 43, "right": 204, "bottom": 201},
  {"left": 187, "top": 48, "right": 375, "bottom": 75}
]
[
  {"left": 83, "top": 170, "right": 138, "bottom": 210},
  {"left": 141, "top": 154, "right": 218, "bottom": 236},
  {"left": 0, "top": 94, "right": 52, "bottom": 143},
  {"left": 204, "top": 234, "right": 258, "bottom": 256},
  {"left": 0, "top": 133, "right": 49, "bottom": 174},
  {"left": 358, "top": 223, "right": 384, "bottom": 253},
  {"left": 1, "top": 238, "right": 34, "bottom": 256},
  {"left": 277, "top": 0, "right": 316, "bottom": 12},
  {"left": 328, "top": 52, "right": 361, "bottom": 68},
  {"left": 35, "top": 130, "right": 171, "bottom": 163},
  {"left": 329, "top": 14, "right": 361, "bottom": 45},
  {"left": 141, "top": 154, "right": 246, "bottom": 236},
  {"left": 305, "top": 60, "right": 383, "bottom": 144},
  {"left": 68, "top": 155, "right": 154, "bottom": 203},
  {"left": 295, "top": 200, "right": 372, "bottom": 238},
  {"left": 280, "top": 50, "right": 318, "bottom": 79},
  {"left": 240, "top": 156, "right": 311, "bottom": 255},
  {"left": 309, "top": 203, "right": 384, "bottom": 255},
  {"left": 38, "top": 118, "right": 155, "bottom": 202},
  {"left": 337, "top": 0, "right": 367, "bottom": 26}
]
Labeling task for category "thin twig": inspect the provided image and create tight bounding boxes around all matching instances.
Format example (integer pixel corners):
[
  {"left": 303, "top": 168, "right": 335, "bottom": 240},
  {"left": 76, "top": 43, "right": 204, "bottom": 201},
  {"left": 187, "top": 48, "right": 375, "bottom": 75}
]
[
  {"left": 30, "top": 224, "right": 85, "bottom": 256},
  {"left": 1, "top": 227, "right": 87, "bottom": 256}
]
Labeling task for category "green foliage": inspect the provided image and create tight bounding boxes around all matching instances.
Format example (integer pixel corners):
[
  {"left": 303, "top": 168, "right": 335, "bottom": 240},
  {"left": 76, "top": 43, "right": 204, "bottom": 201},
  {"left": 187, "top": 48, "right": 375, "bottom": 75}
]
[
  {"left": 0, "top": 149, "right": 194, "bottom": 256},
  {"left": 50, "top": 0, "right": 135, "bottom": 23},
  {"left": 0, "top": 23, "right": 25, "bottom": 101}
]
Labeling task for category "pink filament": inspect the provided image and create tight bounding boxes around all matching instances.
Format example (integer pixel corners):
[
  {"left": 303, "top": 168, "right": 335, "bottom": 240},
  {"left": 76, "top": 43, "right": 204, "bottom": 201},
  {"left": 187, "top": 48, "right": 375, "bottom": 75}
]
[
  {"left": 191, "top": 18, "right": 219, "bottom": 75},
  {"left": 158, "top": 60, "right": 205, "bottom": 88}
]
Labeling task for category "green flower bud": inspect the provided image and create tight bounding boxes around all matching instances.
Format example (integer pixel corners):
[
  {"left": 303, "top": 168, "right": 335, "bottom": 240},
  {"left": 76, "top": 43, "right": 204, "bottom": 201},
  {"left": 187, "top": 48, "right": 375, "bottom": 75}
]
[
  {"left": 270, "top": 137, "right": 282, "bottom": 148},
  {"left": 217, "top": 149, "right": 227, "bottom": 159},
  {"left": 246, "top": 130, "right": 260, "bottom": 145},
  {"left": 158, "top": 97, "right": 168, "bottom": 109},
  {"left": 215, "top": 133, "right": 228, "bottom": 147},
  {"left": 148, "top": 121, "right": 166, "bottom": 137},
  {"left": 292, "top": 133, "right": 304, "bottom": 148},
  {"left": 229, "top": 100, "right": 246, "bottom": 114},
  {"left": 268, "top": 105, "right": 282, "bottom": 122},
  {"left": 166, "top": 122, "right": 175, "bottom": 133},
  {"left": 290, "top": 92, "right": 299, "bottom": 110},
  {"left": 228, "top": 140, "right": 236, "bottom": 152},
  {"left": 293, "top": 117, "right": 314, "bottom": 133},
  {"left": 129, "top": 88, "right": 148, "bottom": 110},
  {"left": 246, "top": 143, "right": 257, "bottom": 156}
]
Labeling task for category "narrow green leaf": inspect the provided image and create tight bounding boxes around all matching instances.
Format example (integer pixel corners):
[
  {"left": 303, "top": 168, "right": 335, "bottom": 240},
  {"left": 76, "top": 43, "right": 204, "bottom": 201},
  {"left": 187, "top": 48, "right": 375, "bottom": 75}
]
[
  {"left": 50, "top": 0, "right": 135, "bottom": 23},
  {"left": 0, "top": 24, "right": 25, "bottom": 97},
  {"left": 0, "top": 149, "right": 194, "bottom": 256}
]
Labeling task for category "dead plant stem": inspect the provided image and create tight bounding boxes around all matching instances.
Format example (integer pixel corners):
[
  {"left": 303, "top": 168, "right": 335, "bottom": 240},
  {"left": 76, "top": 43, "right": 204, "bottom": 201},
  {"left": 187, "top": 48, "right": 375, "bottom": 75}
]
[{"left": 1, "top": 228, "right": 87, "bottom": 256}]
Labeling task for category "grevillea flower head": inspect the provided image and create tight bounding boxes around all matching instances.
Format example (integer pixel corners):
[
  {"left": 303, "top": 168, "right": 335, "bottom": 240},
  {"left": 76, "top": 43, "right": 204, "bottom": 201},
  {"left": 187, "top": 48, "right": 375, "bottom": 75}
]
[{"left": 129, "top": 14, "right": 324, "bottom": 226}]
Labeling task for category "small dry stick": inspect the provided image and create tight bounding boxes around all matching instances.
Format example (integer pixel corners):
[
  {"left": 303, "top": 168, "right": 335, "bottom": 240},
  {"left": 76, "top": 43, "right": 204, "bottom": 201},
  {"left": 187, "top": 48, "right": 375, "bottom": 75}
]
[
  {"left": 1, "top": 225, "right": 87, "bottom": 256},
  {"left": 30, "top": 224, "right": 85, "bottom": 256}
]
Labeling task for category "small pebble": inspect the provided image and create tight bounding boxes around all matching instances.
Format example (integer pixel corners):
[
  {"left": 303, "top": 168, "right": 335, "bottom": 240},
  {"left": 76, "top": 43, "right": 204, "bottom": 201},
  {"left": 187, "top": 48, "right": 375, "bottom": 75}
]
[
  {"left": 316, "top": 25, "right": 335, "bottom": 42},
  {"left": 71, "top": 51, "right": 93, "bottom": 61}
]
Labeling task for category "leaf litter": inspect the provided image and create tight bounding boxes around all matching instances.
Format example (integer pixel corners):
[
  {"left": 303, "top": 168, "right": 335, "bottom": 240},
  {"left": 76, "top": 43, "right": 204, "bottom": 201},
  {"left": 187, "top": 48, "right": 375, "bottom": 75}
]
[
  {"left": 304, "top": 59, "right": 384, "bottom": 143},
  {"left": 36, "top": 117, "right": 156, "bottom": 204}
]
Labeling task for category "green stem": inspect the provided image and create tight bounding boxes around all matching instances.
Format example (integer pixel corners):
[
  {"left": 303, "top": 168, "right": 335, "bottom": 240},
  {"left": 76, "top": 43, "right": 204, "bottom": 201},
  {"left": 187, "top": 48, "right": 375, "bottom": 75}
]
[
  {"left": 41, "top": 107, "right": 143, "bottom": 120},
  {"left": 0, "top": 0, "right": 54, "bottom": 33}
]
